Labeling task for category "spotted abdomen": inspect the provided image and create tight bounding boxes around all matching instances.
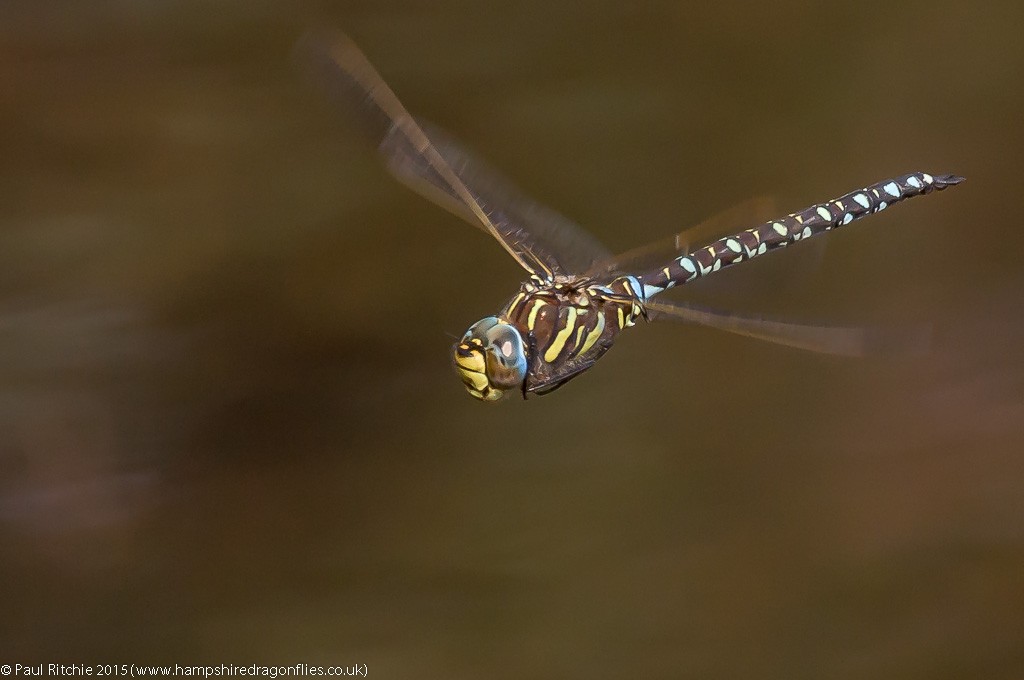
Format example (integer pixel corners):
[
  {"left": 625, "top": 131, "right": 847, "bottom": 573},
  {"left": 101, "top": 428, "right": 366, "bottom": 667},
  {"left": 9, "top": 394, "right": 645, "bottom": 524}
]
[{"left": 639, "top": 172, "right": 964, "bottom": 297}]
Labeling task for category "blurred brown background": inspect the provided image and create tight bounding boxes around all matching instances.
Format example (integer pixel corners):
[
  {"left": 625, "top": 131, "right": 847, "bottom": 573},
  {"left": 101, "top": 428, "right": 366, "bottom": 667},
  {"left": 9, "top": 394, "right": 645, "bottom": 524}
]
[{"left": 1, "top": 1, "right": 1022, "bottom": 677}]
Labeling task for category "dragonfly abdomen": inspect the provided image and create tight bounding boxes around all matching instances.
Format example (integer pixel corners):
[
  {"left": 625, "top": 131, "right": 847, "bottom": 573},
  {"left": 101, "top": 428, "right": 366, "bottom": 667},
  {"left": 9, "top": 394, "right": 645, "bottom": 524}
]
[{"left": 639, "top": 172, "right": 964, "bottom": 297}]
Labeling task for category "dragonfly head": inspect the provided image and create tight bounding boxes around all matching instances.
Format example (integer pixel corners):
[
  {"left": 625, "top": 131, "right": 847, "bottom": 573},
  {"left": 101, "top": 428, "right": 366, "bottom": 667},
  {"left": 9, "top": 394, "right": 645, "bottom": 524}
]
[{"left": 453, "top": 316, "right": 527, "bottom": 401}]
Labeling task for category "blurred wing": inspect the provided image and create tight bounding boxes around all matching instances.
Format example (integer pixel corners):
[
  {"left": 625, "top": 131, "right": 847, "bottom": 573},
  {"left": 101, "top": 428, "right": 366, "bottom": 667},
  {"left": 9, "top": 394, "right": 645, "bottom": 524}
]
[
  {"left": 297, "top": 30, "right": 611, "bottom": 278},
  {"left": 646, "top": 299, "right": 932, "bottom": 358},
  {"left": 587, "top": 195, "right": 779, "bottom": 277},
  {"left": 384, "top": 118, "right": 613, "bottom": 276}
]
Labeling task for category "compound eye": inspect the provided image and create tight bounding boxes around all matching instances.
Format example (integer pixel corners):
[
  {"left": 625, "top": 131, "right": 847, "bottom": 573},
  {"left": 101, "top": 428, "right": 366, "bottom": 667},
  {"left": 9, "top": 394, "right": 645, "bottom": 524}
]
[
  {"left": 487, "top": 325, "right": 523, "bottom": 362},
  {"left": 484, "top": 323, "right": 527, "bottom": 389}
]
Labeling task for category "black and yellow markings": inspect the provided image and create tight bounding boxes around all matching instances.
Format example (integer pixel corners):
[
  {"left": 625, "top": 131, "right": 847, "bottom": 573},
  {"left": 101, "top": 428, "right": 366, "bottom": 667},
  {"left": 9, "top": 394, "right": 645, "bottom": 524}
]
[
  {"left": 458, "top": 366, "right": 489, "bottom": 392},
  {"left": 504, "top": 291, "right": 527, "bottom": 318},
  {"left": 454, "top": 339, "right": 488, "bottom": 391},
  {"left": 543, "top": 306, "right": 578, "bottom": 362},
  {"left": 454, "top": 339, "right": 484, "bottom": 366},
  {"left": 620, "top": 277, "right": 642, "bottom": 300},
  {"left": 526, "top": 299, "right": 547, "bottom": 330},
  {"left": 578, "top": 310, "right": 605, "bottom": 355},
  {"left": 570, "top": 323, "right": 588, "bottom": 355}
]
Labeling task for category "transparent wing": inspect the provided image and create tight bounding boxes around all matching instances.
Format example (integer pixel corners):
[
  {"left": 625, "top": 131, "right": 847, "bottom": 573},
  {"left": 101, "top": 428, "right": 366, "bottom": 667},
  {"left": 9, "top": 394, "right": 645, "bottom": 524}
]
[
  {"left": 646, "top": 299, "right": 932, "bottom": 358},
  {"left": 586, "top": 195, "right": 779, "bottom": 277},
  {"left": 297, "top": 30, "right": 611, "bottom": 278},
  {"left": 381, "top": 118, "right": 613, "bottom": 275}
]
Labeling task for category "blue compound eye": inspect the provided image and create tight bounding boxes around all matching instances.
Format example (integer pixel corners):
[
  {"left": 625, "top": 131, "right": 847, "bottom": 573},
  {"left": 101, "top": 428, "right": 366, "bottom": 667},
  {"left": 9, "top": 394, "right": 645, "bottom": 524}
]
[{"left": 483, "top": 323, "right": 526, "bottom": 389}]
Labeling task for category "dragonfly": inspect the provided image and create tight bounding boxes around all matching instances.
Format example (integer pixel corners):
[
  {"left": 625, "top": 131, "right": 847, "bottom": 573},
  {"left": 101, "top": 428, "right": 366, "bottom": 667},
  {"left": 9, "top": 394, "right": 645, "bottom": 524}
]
[{"left": 299, "top": 31, "right": 964, "bottom": 401}]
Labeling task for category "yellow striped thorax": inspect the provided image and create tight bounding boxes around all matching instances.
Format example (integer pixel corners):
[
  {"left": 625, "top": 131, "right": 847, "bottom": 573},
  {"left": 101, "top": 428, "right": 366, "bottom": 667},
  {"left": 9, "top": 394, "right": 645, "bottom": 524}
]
[
  {"left": 454, "top": 275, "right": 648, "bottom": 400},
  {"left": 452, "top": 316, "right": 528, "bottom": 401}
]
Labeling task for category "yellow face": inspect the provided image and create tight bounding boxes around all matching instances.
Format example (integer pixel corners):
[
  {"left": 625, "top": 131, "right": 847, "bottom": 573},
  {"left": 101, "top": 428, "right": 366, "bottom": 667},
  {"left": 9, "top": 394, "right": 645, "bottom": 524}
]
[{"left": 452, "top": 317, "right": 527, "bottom": 401}]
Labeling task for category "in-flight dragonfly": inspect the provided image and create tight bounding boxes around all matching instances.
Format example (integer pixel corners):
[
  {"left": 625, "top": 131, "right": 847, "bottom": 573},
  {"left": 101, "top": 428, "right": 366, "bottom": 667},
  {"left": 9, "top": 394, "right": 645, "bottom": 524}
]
[{"left": 301, "top": 31, "right": 964, "bottom": 401}]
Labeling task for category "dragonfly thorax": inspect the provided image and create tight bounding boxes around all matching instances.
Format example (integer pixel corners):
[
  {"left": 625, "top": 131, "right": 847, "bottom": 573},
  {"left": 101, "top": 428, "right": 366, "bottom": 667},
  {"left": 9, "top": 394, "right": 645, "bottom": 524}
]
[{"left": 451, "top": 275, "right": 648, "bottom": 400}]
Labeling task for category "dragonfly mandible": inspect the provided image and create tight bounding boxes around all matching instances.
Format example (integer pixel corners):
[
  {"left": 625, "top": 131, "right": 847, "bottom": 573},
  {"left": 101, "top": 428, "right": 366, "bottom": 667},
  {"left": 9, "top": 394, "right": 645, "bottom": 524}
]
[{"left": 299, "top": 31, "right": 964, "bottom": 401}]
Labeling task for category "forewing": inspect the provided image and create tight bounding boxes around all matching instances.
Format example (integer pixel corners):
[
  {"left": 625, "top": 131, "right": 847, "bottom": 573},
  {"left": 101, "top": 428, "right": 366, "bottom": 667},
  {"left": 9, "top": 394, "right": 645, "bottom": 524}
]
[
  {"left": 382, "top": 119, "right": 613, "bottom": 276},
  {"left": 297, "top": 30, "right": 610, "bottom": 277}
]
